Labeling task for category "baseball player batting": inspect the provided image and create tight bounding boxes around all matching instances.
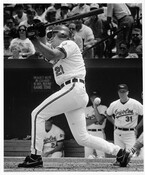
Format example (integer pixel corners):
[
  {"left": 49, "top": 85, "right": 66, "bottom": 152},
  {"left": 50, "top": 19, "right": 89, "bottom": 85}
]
[{"left": 18, "top": 24, "right": 130, "bottom": 168}]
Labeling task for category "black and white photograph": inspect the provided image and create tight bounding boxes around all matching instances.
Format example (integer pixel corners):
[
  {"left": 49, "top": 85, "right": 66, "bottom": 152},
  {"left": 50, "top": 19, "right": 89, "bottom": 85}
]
[{"left": 2, "top": 1, "right": 144, "bottom": 174}]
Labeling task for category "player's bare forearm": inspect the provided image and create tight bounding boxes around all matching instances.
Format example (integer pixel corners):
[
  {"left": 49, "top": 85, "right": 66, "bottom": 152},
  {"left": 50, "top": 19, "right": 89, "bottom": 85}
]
[
  {"left": 86, "top": 117, "right": 97, "bottom": 126},
  {"left": 42, "top": 151, "right": 51, "bottom": 157},
  {"left": 51, "top": 142, "right": 64, "bottom": 154},
  {"left": 31, "top": 38, "right": 55, "bottom": 60},
  {"left": 84, "top": 39, "right": 95, "bottom": 47},
  {"left": 135, "top": 133, "right": 143, "bottom": 147},
  {"left": 98, "top": 115, "right": 106, "bottom": 124},
  {"left": 135, "top": 117, "right": 143, "bottom": 131},
  {"left": 38, "top": 36, "right": 47, "bottom": 44},
  {"left": 93, "top": 103, "right": 104, "bottom": 122},
  {"left": 105, "top": 114, "right": 114, "bottom": 125},
  {"left": 31, "top": 38, "right": 64, "bottom": 61},
  {"left": 130, "top": 132, "right": 143, "bottom": 156},
  {"left": 43, "top": 142, "right": 63, "bottom": 157},
  {"left": 134, "top": 118, "right": 143, "bottom": 137}
]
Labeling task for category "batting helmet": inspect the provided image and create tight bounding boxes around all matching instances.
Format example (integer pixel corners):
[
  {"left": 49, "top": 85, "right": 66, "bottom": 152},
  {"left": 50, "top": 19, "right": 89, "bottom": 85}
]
[{"left": 52, "top": 25, "right": 71, "bottom": 39}]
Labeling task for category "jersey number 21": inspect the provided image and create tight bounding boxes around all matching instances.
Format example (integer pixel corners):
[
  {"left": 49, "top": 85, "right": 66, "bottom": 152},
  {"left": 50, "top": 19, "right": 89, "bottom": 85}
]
[{"left": 55, "top": 65, "right": 64, "bottom": 76}]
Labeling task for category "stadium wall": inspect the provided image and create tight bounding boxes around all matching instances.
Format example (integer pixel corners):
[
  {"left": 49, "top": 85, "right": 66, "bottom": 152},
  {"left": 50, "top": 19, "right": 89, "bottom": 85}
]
[{"left": 4, "top": 58, "right": 143, "bottom": 141}]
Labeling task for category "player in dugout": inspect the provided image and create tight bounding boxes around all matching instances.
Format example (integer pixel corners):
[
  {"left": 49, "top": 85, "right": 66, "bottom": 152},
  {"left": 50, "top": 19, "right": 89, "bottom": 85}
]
[{"left": 42, "top": 117, "right": 65, "bottom": 158}]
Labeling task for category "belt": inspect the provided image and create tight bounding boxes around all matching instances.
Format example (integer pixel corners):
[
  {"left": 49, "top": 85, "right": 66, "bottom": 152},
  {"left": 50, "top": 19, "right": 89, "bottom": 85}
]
[
  {"left": 115, "top": 127, "right": 134, "bottom": 131},
  {"left": 60, "top": 78, "right": 85, "bottom": 89},
  {"left": 88, "top": 129, "right": 103, "bottom": 132}
]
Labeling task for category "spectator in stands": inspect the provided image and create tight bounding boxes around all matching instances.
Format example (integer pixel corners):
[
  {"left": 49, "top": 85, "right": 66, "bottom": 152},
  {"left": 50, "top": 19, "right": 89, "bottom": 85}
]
[
  {"left": 53, "top": 3, "right": 61, "bottom": 20},
  {"left": 33, "top": 4, "right": 47, "bottom": 23},
  {"left": 8, "top": 44, "right": 23, "bottom": 59},
  {"left": 69, "top": 22, "right": 83, "bottom": 52},
  {"left": 4, "top": 16, "right": 17, "bottom": 55},
  {"left": 97, "top": 4, "right": 117, "bottom": 58},
  {"left": 42, "top": 117, "right": 65, "bottom": 158},
  {"left": 59, "top": 3, "right": 70, "bottom": 20},
  {"left": 74, "top": 18, "right": 95, "bottom": 59},
  {"left": 45, "top": 6, "right": 56, "bottom": 24},
  {"left": 4, "top": 34, "right": 13, "bottom": 56},
  {"left": 13, "top": 4, "right": 27, "bottom": 26},
  {"left": 4, "top": 4, "right": 15, "bottom": 22},
  {"left": 69, "top": 3, "right": 90, "bottom": 21},
  {"left": 107, "top": 3, "right": 134, "bottom": 53},
  {"left": 9, "top": 25, "right": 35, "bottom": 58},
  {"left": 4, "top": 16, "right": 17, "bottom": 34},
  {"left": 84, "top": 3, "right": 104, "bottom": 58},
  {"left": 129, "top": 28, "right": 142, "bottom": 58},
  {"left": 19, "top": 8, "right": 36, "bottom": 27},
  {"left": 84, "top": 91, "right": 107, "bottom": 158},
  {"left": 112, "top": 41, "right": 138, "bottom": 59},
  {"left": 44, "top": 7, "right": 57, "bottom": 35},
  {"left": 4, "top": 10, "right": 10, "bottom": 26},
  {"left": 98, "top": 4, "right": 108, "bottom": 22},
  {"left": 126, "top": 3, "right": 142, "bottom": 28}
]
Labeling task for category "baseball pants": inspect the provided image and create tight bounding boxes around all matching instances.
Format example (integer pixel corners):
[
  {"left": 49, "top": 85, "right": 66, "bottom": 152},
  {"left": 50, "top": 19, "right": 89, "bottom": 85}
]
[
  {"left": 84, "top": 130, "right": 106, "bottom": 158},
  {"left": 114, "top": 129, "right": 136, "bottom": 150},
  {"left": 31, "top": 82, "right": 120, "bottom": 156}
]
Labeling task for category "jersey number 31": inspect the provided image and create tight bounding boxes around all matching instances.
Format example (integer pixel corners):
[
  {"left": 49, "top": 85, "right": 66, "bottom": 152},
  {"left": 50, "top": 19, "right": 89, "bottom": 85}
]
[{"left": 126, "top": 116, "right": 133, "bottom": 122}]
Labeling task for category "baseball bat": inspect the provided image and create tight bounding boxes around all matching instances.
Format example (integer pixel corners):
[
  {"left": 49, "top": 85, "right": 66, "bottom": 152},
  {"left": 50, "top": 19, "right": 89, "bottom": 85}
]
[
  {"left": 44, "top": 8, "right": 104, "bottom": 27},
  {"left": 27, "top": 8, "right": 104, "bottom": 39},
  {"left": 82, "top": 26, "right": 126, "bottom": 55}
]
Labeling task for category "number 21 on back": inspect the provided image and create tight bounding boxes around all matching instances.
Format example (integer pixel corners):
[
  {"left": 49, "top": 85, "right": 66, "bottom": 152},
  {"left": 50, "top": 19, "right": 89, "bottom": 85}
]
[{"left": 54, "top": 65, "right": 65, "bottom": 76}]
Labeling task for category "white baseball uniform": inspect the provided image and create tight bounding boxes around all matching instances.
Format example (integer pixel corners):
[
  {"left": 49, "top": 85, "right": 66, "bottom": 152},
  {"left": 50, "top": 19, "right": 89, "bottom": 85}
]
[
  {"left": 107, "top": 98, "right": 143, "bottom": 150},
  {"left": 30, "top": 39, "right": 121, "bottom": 156},
  {"left": 130, "top": 132, "right": 144, "bottom": 159},
  {"left": 84, "top": 104, "right": 107, "bottom": 158},
  {"left": 42, "top": 124, "right": 65, "bottom": 158}
]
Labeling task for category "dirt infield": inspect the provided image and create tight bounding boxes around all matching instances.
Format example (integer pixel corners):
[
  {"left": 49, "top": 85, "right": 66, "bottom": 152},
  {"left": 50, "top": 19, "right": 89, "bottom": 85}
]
[{"left": 4, "top": 157, "right": 143, "bottom": 172}]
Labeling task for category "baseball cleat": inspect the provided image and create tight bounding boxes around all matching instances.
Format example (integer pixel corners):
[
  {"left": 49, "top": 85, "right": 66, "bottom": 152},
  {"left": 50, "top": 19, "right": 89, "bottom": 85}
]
[
  {"left": 116, "top": 149, "right": 131, "bottom": 167},
  {"left": 18, "top": 155, "right": 43, "bottom": 168}
]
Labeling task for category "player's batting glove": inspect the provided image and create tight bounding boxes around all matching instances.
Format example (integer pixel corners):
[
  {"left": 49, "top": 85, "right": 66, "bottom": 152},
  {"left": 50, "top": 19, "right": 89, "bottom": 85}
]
[
  {"left": 27, "top": 25, "right": 37, "bottom": 40},
  {"left": 27, "top": 22, "right": 46, "bottom": 39},
  {"left": 36, "top": 22, "right": 46, "bottom": 38}
]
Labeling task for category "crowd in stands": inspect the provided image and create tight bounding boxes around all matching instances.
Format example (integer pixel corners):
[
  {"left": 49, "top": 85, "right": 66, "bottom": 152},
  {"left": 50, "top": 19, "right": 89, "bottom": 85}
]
[{"left": 4, "top": 3, "right": 142, "bottom": 59}]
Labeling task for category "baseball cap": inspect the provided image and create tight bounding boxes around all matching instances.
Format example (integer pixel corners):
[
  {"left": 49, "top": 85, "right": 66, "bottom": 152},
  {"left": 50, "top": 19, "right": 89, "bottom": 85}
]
[{"left": 118, "top": 84, "right": 128, "bottom": 92}]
